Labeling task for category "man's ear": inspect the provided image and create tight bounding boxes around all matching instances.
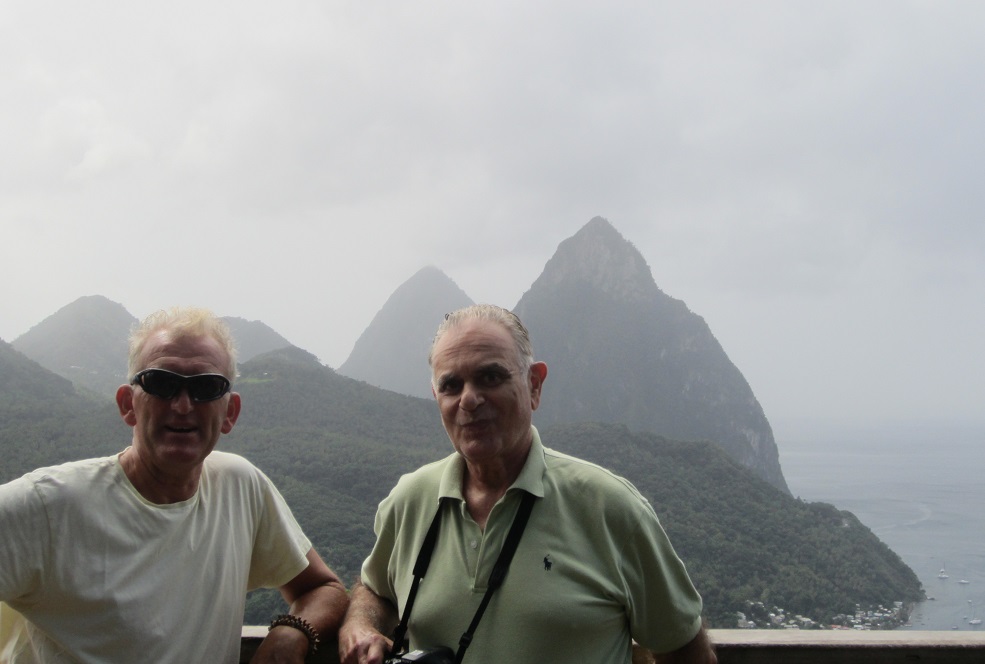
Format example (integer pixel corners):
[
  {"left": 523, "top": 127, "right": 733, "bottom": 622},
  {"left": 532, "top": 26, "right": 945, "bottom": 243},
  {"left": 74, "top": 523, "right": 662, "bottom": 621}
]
[
  {"left": 116, "top": 385, "right": 137, "bottom": 427},
  {"left": 220, "top": 392, "right": 242, "bottom": 434},
  {"left": 528, "top": 361, "right": 548, "bottom": 411}
]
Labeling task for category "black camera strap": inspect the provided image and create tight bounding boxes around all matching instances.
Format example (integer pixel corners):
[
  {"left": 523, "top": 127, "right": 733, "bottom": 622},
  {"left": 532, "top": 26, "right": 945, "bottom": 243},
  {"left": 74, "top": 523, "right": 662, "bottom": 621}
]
[
  {"left": 389, "top": 496, "right": 450, "bottom": 658},
  {"left": 389, "top": 491, "right": 537, "bottom": 664}
]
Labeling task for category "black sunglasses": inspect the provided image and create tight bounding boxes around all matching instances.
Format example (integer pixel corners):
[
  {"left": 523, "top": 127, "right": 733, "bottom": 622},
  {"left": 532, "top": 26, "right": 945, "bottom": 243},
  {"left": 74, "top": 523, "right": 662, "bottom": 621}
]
[{"left": 130, "top": 368, "right": 231, "bottom": 403}]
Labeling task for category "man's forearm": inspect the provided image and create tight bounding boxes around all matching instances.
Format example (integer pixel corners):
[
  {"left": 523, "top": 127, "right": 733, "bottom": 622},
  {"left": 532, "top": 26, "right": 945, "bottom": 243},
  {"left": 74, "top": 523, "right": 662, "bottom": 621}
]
[
  {"left": 338, "top": 580, "right": 400, "bottom": 664},
  {"left": 252, "top": 547, "right": 350, "bottom": 663},
  {"left": 254, "top": 582, "right": 349, "bottom": 663},
  {"left": 289, "top": 580, "right": 351, "bottom": 639},
  {"left": 346, "top": 580, "right": 398, "bottom": 636}
]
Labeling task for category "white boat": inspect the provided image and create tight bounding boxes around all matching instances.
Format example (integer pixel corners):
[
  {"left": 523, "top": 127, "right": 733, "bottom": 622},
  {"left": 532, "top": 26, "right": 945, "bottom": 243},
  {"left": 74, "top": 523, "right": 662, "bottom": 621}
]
[
  {"left": 959, "top": 579, "right": 970, "bottom": 585},
  {"left": 969, "top": 601, "right": 982, "bottom": 626},
  {"left": 938, "top": 567, "right": 949, "bottom": 579}
]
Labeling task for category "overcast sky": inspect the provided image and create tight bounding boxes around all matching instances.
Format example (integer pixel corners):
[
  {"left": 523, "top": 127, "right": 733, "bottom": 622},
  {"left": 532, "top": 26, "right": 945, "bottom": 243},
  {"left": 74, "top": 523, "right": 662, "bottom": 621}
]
[{"left": 2, "top": 1, "right": 983, "bottom": 436}]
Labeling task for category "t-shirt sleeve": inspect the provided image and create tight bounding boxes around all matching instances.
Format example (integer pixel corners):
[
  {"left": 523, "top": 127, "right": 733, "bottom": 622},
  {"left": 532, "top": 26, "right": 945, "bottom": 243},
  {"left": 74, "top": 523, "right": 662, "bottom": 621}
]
[
  {"left": 246, "top": 474, "right": 312, "bottom": 591},
  {"left": 0, "top": 477, "right": 50, "bottom": 602},
  {"left": 621, "top": 500, "right": 704, "bottom": 654}
]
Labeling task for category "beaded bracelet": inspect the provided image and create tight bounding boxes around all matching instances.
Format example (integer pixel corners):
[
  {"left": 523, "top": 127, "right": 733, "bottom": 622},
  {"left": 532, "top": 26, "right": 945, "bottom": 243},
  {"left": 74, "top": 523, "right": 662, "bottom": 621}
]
[{"left": 269, "top": 613, "right": 320, "bottom": 655}]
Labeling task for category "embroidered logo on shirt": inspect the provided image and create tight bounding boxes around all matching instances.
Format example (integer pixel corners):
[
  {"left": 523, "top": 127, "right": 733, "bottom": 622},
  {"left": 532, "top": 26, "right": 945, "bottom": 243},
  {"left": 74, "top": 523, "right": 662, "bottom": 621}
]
[{"left": 543, "top": 554, "right": 553, "bottom": 571}]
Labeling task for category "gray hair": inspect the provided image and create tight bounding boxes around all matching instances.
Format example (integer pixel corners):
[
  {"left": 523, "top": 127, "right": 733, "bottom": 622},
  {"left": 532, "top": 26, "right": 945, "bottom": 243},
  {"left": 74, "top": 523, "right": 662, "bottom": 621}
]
[
  {"left": 128, "top": 306, "right": 237, "bottom": 380},
  {"left": 428, "top": 304, "right": 534, "bottom": 373}
]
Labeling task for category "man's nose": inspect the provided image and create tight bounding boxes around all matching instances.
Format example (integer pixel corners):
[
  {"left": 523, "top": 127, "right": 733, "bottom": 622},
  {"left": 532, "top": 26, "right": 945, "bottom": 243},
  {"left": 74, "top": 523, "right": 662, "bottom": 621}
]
[
  {"left": 170, "top": 389, "right": 195, "bottom": 413},
  {"left": 460, "top": 382, "right": 485, "bottom": 411}
]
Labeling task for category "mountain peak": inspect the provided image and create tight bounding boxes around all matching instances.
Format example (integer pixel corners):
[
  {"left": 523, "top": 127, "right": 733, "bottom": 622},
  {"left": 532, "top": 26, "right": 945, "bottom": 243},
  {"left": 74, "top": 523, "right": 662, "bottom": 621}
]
[
  {"left": 582, "top": 214, "right": 622, "bottom": 236},
  {"left": 12, "top": 295, "right": 135, "bottom": 397},
  {"left": 515, "top": 217, "right": 788, "bottom": 492},
  {"left": 529, "top": 216, "right": 658, "bottom": 303},
  {"left": 221, "top": 317, "right": 293, "bottom": 365},
  {"left": 338, "top": 266, "right": 473, "bottom": 398}
]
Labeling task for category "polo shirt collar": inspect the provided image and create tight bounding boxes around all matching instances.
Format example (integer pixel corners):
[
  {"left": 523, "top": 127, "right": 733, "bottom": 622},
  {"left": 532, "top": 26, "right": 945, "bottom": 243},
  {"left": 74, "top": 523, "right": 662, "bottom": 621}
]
[{"left": 437, "top": 426, "right": 548, "bottom": 501}]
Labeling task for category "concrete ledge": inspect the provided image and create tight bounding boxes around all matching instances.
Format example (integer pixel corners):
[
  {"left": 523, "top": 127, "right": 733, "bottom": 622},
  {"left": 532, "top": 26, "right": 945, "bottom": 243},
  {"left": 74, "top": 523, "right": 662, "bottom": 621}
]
[
  {"left": 241, "top": 627, "right": 985, "bottom": 663},
  {"left": 709, "top": 629, "right": 985, "bottom": 664}
]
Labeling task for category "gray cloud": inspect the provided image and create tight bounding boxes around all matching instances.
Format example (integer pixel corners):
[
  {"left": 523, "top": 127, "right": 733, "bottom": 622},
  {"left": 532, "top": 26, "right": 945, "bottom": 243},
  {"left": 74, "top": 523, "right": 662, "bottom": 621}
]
[{"left": 2, "top": 1, "right": 983, "bottom": 431}]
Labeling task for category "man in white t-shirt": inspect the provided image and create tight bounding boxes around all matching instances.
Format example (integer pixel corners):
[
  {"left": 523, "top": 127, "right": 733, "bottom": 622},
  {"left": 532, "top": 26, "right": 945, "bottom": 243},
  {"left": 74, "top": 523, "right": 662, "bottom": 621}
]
[{"left": 0, "top": 307, "right": 349, "bottom": 663}]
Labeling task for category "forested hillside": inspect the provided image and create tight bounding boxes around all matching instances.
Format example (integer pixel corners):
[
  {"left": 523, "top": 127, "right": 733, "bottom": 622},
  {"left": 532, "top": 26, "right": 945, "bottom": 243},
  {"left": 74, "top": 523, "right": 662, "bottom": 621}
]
[
  {"left": 0, "top": 345, "right": 923, "bottom": 628},
  {"left": 540, "top": 422, "right": 923, "bottom": 626},
  {"left": 0, "top": 340, "right": 126, "bottom": 478}
]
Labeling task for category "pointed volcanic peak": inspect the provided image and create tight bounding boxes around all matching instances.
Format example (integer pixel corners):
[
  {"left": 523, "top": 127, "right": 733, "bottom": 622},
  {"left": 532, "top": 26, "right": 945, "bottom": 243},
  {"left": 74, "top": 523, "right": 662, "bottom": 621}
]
[
  {"left": 515, "top": 217, "right": 789, "bottom": 493},
  {"left": 338, "top": 266, "right": 474, "bottom": 399},
  {"left": 222, "top": 317, "right": 294, "bottom": 365},
  {"left": 531, "top": 215, "right": 661, "bottom": 303},
  {"left": 12, "top": 295, "right": 135, "bottom": 400}
]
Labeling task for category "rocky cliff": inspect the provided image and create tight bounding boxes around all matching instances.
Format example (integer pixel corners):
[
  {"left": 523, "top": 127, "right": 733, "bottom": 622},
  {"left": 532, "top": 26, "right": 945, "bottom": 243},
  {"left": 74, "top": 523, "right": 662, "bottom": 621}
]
[{"left": 514, "top": 217, "right": 788, "bottom": 492}]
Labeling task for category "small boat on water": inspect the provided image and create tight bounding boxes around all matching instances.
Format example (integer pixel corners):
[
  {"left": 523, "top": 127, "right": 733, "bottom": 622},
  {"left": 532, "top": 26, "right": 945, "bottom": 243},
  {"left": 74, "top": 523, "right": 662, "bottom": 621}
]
[
  {"left": 969, "top": 601, "right": 982, "bottom": 626},
  {"left": 959, "top": 579, "right": 970, "bottom": 585},
  {"left": 938, "top": 567, "right": 949, "bottom": 579}
]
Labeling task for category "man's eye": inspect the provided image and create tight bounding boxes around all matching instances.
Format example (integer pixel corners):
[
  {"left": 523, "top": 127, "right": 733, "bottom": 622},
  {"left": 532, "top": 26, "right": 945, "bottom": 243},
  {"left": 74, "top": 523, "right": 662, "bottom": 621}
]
[
  {"left": 478, "top": 369, "right": 510, "bottom": 386},
  {"left": 438, "top": 378, "right": 463, "bottom": 394}
]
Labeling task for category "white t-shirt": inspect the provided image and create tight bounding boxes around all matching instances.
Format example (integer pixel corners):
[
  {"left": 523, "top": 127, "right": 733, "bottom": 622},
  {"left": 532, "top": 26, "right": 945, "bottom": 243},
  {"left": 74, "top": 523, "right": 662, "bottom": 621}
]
[{"left": 0, "top": 451, "right": 311, "bottom": 664}]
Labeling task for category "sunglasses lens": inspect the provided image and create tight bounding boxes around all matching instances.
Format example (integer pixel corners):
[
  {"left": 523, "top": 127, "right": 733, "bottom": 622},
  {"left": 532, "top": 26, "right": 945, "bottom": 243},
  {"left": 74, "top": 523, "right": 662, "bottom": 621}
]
[
  {"left": 133, "top": 369, "right": 230, "bottom": 402},
  {"left": 187, "top": 374, "right": 230, "bottom": 401},
  {"left": 137, "top": 369, "right": 182, "bottom": 399}
]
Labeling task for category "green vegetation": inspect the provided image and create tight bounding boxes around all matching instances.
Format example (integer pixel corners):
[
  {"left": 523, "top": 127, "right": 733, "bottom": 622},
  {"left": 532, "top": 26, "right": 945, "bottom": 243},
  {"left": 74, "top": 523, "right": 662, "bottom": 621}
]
[
  {"left": 543, "top": 422, "right": 923, "bottom": 626},
  {"left": 0, "top": 347, "right": 924, "bottom": 628}
]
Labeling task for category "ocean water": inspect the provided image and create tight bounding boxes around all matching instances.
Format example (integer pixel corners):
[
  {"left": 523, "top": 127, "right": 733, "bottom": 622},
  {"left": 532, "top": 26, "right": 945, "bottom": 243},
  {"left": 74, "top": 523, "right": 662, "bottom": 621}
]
[{"left": 778, "top": 422, "right": 985, "bottom": 631}]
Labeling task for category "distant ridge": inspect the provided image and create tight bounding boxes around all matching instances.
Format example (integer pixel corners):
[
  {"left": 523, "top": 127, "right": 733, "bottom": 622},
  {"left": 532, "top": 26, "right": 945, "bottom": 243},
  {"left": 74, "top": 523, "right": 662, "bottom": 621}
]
[
  {"left": 338, "top": 266, "right": 473, "bottom": 398},
  {"left": 12, "top": 295, "right": 135, "bottom": 398},
  {"left": 0, "top": 339, "right": 79, "bottom": 406},
  {"left": 514, "top": 217, "right": 789, "bottom": 492},
  {"left": 13, "top": 299, "right": 302, "bottom": 395},
  {"left": 222, "top": 317, "right": 294, "bottom": 369},
  {"left": 0, "top": 340, "right": 126, "bottom": 475}
]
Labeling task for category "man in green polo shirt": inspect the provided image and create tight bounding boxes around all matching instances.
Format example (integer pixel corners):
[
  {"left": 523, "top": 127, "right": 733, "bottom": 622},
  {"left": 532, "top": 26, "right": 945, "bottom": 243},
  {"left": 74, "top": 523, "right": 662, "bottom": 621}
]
[{"left": 339, "top": 304, "right": 716, "bottom": 664}]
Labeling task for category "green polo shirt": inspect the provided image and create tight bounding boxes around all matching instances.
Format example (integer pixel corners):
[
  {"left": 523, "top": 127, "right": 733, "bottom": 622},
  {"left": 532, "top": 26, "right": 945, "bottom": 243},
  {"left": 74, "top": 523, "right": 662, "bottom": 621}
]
[{"left": 362, "top": 427, "right": 703, "bottom": 663}]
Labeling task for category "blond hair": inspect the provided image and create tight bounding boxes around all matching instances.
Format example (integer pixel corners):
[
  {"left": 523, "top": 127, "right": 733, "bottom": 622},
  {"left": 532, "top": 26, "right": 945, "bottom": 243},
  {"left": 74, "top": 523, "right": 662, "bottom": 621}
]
[{"left": 128, "top": 307, "right": 237, "bottom": 380}]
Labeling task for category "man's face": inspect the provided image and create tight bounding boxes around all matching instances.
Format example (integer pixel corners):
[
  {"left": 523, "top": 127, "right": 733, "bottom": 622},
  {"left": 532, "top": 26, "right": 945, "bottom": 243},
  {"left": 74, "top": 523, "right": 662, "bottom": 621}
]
[
  {"left": 117, "top": 331, "right": 240, "bottom": 479},
  {"left": 430, "top": 319, "right": 546, "bottom": 470}
]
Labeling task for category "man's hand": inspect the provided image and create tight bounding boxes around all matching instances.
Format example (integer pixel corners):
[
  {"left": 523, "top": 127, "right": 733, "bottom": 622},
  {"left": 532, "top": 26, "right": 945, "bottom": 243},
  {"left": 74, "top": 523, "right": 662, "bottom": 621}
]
[
  {"left": 338, "top": 621, "right": 394, "bottom": 664},
  {"left": 338, "top": 581, "right": 399, "bottom": 664}
]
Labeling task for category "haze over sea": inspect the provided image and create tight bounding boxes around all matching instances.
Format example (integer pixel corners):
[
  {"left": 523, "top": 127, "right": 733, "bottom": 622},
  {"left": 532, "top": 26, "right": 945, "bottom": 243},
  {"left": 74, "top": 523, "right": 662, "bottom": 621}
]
[{"left": 779, "top": 421, "right": 985, "bottom": 630}]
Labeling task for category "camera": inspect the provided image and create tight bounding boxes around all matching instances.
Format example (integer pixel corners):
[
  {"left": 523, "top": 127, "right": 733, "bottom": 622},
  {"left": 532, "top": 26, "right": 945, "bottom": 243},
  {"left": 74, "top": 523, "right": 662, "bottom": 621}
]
[{"left": 385, "top": 646, "right": 455, "bottom": 663}]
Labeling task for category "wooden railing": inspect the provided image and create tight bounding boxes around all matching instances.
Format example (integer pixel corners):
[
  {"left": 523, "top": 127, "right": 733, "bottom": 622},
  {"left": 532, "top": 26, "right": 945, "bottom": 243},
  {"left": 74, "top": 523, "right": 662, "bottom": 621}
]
[{"left": 240, "top": 627, "right": 985, "bottom": 663}]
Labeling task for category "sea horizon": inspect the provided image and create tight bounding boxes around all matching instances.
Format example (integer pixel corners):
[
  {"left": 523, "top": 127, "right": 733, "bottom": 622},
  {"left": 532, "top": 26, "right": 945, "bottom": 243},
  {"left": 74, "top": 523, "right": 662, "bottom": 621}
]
[{"left": 777, "top": 419, "right": 985, "bottom": 631}]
